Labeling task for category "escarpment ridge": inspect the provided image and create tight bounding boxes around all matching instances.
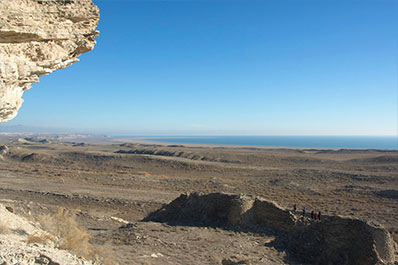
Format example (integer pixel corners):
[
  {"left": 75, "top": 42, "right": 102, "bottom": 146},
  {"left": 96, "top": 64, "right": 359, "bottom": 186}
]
[
  {"left": 145, "top": 192, "right": 397, "bottom": 265},
  {"left": 0, "top": 0, "right": 99, "bottom": 123}
]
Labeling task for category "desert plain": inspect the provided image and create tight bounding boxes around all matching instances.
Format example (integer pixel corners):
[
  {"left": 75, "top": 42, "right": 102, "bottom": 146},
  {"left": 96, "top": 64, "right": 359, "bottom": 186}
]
[{"left": 0, "top": 134, "right": 397, "bottom": 264}]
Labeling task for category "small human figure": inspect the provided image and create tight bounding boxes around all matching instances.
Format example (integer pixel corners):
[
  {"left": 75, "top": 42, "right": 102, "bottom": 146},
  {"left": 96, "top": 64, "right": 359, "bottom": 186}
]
[
  {"left": 314, "top": 212, "right": 318, "bottom": 220},
  {"left": 293, "top": 204, "right": 297, "bottom": 214},
  {"left": 318, "top": 211, "right": 321, "bottom": 220},
  {"left": 311, "top": 211, "right": 314, "bottom": 219},
  {"left": 302, "top": 207, "right": 306, "bottom": 217}
]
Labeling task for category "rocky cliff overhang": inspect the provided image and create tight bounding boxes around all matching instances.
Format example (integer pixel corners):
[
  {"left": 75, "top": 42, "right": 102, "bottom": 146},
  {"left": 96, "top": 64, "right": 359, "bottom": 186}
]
[{"left": 0, "top": 0, "right": 99, "bottom": 123}]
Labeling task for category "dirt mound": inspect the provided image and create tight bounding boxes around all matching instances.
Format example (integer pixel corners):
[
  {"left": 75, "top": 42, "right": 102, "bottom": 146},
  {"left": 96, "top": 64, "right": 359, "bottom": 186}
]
[
  {"left": 145, "top": 192, "right": 396, "bottom": 265},
  {"left": 144, "top": 192, "right": 295, "bottom": 232}
]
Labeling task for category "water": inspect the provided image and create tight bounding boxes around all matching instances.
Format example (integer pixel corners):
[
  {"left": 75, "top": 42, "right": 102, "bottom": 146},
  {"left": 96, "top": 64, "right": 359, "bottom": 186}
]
[{"left": 143, "top": 136, "right": 398, "bottom": 149}]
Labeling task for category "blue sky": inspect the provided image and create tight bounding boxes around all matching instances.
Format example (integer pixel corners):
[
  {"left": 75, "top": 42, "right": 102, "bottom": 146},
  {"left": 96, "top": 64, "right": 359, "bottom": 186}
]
[{"left": 3, "top": 0, "right": 398, "bottom": 135}]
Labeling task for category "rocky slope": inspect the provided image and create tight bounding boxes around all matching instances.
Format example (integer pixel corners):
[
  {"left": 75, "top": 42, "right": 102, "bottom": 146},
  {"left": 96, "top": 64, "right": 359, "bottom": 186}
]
[
  {"left": 0, "top": 0, "right": 99, "bottom": 123},
  {"left": 0, "top": 203, "right": 96, "bottom": 265},
  {"left": 145, "top": 192, "right": 397, "bottom": 265}
]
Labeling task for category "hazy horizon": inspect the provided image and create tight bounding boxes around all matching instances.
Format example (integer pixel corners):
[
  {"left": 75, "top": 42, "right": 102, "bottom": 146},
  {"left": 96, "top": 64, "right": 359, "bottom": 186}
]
[{"left": 0, "top": 124, "right": 397, "bottom": 137}]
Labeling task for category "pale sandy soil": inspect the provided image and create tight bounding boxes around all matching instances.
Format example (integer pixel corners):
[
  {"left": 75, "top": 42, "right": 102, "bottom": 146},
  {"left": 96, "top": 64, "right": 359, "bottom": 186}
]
[{"left": 0, "top": 203, "right": 98, "bottom": 265}]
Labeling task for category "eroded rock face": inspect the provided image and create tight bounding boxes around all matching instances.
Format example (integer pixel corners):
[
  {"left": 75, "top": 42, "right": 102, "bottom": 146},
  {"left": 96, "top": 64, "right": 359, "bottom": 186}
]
[
  {"left": 145, "top": 192, "right": 396, "bottom": 265},
  {"left": 144, "top": 192, "right": 297, "bottom": 232},
  {"left": 0, "top": 0, "right": 99, "bottom": 123},
  {"left": 287, "top": 216, "right": 396, "bottom": 265}
]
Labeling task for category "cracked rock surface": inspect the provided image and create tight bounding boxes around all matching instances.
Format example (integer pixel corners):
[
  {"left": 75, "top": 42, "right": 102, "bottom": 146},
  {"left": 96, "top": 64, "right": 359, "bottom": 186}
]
[{"left": 0, "top": 0, "right": 99, "bottom": 123}]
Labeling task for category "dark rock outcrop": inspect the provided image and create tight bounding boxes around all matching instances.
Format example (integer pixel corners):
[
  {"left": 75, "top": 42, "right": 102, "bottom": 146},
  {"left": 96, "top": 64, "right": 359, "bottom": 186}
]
[
  {"left": 145, "top": 192, "right": 396, "bottom": 265},
  {"left": 375, "top": 190, "right": 398, "bottom": 200},
  {"left": 287, "top": 216, "right": 395, "bottom": 265},
  {"left": 0, "top": 145, "right": 8, "bottom": 155},
  {"left": 116, "top": 148, "right": 239, "bottom": 163}
]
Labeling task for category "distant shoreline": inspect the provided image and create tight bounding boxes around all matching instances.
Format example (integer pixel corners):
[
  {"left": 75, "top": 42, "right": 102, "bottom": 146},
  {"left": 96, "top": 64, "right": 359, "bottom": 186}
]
[
  {"left": 110, "top": 135, "right": 398, "bottom": 151},
  {"left": 0, "top": 133, "right": 396, "bottom": 150}
]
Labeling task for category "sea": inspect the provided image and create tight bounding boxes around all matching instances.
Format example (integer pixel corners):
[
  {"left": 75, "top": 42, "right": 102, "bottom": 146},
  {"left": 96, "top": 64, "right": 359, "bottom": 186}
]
[{"left": 142, "top": 136, "right": 398, "bottom": 150}]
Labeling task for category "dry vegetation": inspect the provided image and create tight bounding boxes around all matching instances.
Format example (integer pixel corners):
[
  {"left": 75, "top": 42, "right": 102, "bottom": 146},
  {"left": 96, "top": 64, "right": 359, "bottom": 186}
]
[
  {"left": 26, "top": 232, "right": 53, "bottom": 244},
  {"left": 23, "top": 207, "right": 115, "bottom": 264},
  {"left": 37, "top": 208, "right": 93, "bottom": 258}
]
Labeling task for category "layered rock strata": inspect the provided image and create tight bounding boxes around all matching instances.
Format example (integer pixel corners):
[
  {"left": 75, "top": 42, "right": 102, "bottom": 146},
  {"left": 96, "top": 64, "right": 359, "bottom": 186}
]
[
  {"left": 145, "top": 192, "right": 396, "bottom": 265},
  {"left": 0, "top": 0, "right": 99, "bottom": 123}
]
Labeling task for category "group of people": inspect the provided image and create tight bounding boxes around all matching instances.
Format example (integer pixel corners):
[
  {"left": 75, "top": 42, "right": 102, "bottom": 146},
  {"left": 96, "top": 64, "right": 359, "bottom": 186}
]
[
  {"left": 293, "top": 204, "right": 321, "bottom": 221},
  {"left": 310, "top": 210, "right": 321, "bottom": 220}
]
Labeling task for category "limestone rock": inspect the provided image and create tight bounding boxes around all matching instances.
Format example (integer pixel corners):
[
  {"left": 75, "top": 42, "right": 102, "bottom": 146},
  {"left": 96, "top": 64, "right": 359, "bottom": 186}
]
[
  {"left": 0, "top": 203, "right": 95, "bottom": 265},
  {"left": 0, "top": 0, "right": 99, "bottom": 123}
]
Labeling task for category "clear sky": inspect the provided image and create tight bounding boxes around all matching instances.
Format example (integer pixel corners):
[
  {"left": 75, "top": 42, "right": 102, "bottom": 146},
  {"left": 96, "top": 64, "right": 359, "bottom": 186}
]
[{"left": 3, "top": 0, "right": 398, "bottom": 136}]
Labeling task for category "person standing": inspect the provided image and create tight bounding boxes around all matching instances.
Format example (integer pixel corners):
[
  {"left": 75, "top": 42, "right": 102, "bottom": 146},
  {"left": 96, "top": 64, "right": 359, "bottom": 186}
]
[
  {"left": 311, "top": 211, "right": 314, "bottom": 219},
  {"left": 318, "top": 211, "right": 321, "bottom": 220}
]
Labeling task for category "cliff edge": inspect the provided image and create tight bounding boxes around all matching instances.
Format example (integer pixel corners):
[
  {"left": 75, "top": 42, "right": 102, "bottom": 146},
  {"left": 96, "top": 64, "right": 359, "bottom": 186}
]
[{"left": 0, "top": 0, "right": 99, "bottom": 123}]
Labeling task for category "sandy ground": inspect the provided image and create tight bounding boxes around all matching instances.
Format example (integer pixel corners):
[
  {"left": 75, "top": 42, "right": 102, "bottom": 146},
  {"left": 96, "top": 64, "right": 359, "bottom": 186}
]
[{"left": 0, "top": 135, "right": 397, "bottom": 264}]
